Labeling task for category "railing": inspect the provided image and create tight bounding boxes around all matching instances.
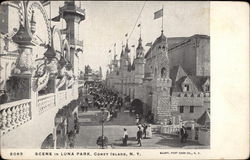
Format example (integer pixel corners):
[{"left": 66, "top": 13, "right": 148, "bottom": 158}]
[
  {"left": 160, "top": 125, "right": 180, "bottom": 135},
  {"left": 0, "top": 99, "right": 31, "bottom": 135},
  {"left": 60, "top": 4, "right": 85, "bottom": 15},
  {"left": 37, "top": 93, "right": 55, "bottom": 115}
]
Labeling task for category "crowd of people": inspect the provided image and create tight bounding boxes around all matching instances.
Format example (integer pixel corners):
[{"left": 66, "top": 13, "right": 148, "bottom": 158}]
[
  {"left": 79, "top": 82, "right": 188, "bottom": 147},
  {"left": 79, "top": 82, "right": 124, "bottom": 122}
]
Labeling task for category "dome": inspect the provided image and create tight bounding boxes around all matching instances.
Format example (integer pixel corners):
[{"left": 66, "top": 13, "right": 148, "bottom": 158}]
[{"left": 154, "top": 30, "right": 166, "bottom": 45}]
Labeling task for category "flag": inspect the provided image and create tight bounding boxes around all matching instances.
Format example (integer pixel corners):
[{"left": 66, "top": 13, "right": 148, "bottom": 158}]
[
  {"left": 137, "top": 24, "right": 141, "bottom": 27},
  {"left": 125, "top": 33, "right": 128, "bottom": 37},
  {"left": 154, "top": 8, "right": 163, "bottom": 20},
  {"left": 146, "top": 42, "right": 152, "bottom": 46},
  {"left": 131, "top": 45, "right": 135, "bottom": 47}
]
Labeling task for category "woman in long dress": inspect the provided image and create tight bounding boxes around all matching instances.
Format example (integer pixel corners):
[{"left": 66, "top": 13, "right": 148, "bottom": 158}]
[{"left": 146, "top": 124, "right": 152, "bottom": 138}]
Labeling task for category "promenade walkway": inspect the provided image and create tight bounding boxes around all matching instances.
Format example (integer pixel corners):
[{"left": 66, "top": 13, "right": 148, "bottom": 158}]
[{"left": 74, "top": 107, "right": 206, "bottom": 149}]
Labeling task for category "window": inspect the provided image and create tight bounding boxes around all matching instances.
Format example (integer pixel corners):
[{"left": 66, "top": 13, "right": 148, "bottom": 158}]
[
  {"left": 162, "top": 46, "right": 165, "bottom": 51},
  {"left": 161, "top": 67, "right": 166, "bottom": 78},
  {"left": 179, "top": 106, "right": 184, "bottom": 113},
  {"left": 184, "top": 84, "right": 190, "bottom": 91},
  {"left": 56, "top": 130, "right": 61, "bottom": 135},
  {"left": 190, "top": 106, "right": 194, "bottom": 113}
]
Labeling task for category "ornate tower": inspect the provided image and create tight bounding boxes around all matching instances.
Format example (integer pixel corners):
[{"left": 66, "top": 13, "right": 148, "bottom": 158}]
[
  {"left": 151, "top": 31, "right": 173, "bottom": 123},
  {"left": 60, "top": 1, "right": 85, "bottom": 78},
  {"left": 133, "top": 36, "right": 146, "bottom": 101},
  {"left": 59, "top": 1, "right": 85, "bottom": 99},
  {"left": 134, "top": 36, "right": 145, "bottom": 84}
]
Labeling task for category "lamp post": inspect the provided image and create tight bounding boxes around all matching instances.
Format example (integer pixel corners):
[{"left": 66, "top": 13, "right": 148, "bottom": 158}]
[{"left": 100, "top": 107, "right": 105, "bottom": 149}]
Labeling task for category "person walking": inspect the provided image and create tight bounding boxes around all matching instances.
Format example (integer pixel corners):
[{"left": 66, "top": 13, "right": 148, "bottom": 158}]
[
  {"left": 122, "top": 128, "right": 128, "bottom": 146},
  {"left": 84, "top": 97, "right": 89, "bottom": 112},
  {"left": 180, "top": 125, "right": 187, "bottom": 143},
  {"left": 146, "top": 124, "right": 152, "bottom": 138},
  {"left": 136, "top": 126, "right": 143, "bottom": 147},
  {"left": 142, "top": 124, "right": 148, "bottom": 139},
  {"left": 135, "top": 114, "right": 140, "bottom": 125}
]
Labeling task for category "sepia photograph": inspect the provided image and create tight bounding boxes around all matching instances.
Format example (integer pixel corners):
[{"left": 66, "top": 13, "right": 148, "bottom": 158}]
[{"left": 0, "top": 1, "right": 248, "bottom": 159}]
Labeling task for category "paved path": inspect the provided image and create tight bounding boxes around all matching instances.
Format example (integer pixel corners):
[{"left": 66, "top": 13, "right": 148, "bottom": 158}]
[{"left": 75, "top": 107, "right": 207, "bottom": 149}]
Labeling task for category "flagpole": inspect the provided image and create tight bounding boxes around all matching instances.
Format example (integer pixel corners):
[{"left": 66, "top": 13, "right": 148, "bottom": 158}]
[
  {"left": 162, "top": 5, "right": 164, "bottom": 33},
  {"left": 140, "top": 24, "right": 141, "bottom": 38},
  {"left": 114, "top": 43, "right": 116, "bottom": 58}
]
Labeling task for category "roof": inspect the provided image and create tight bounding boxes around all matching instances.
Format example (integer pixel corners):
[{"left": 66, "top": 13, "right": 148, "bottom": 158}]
[
  {"left": 145, "top": 34, "right": 210, "bottom": 58},
  {"left": 170, "top": 65, "right": 182, "bottom": 81},
  {"left": 197, "top": 110, "right": 210, "bottom": 125},
  {"left": 170, "top": 65, "right": 209, "bottom": 93},
  {"left": 172, "top": 76, "right": 187, "bottom": 92},
  {"left": 153, "top": 31, "right": 166, "bottom": 46},
  {"left": 168, "top": 34, "right": 210, "bottom": 52},
  {"left": 189, "top": 76, "right": 209, "bottom": 92},
  {"left": 144, "top": 31, "right": 166, "bottom": 58},
  {"left": 167, "top": 37, "right": 187, "bottom": 48}
]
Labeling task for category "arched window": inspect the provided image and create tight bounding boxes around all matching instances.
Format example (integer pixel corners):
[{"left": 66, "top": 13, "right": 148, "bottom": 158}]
[
  {"left": 161, "top": 67, "right": 167, "bottom": 78},
  {"left": 162, "top": 46, "right": 165, "bottom": 51}
]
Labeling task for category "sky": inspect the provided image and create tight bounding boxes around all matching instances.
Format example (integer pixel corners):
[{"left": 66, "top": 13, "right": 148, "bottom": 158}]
[{"left": 48, "top": 1, "right": 210, "bottom": 78}]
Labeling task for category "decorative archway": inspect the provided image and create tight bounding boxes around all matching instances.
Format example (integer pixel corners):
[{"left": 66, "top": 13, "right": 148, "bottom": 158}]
[{"left": 131, "top": 98, "right": 143, "bottom": 115}]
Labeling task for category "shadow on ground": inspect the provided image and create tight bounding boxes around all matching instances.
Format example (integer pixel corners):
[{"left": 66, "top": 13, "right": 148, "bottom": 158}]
[{"left": 155, "top": 134, "right": 201, "bottom": 148}]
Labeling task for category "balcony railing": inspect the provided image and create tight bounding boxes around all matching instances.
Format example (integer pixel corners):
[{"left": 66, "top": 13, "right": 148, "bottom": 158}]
[
  {"left": 37, "top": 93, "right": 55, "bottom": 115},
  {"left": 0, "top": 99, "right": 31, "bottom": 135},
  {"left": 160, "top": 125, "right": 180, "bottom": 135},
  {"left": 0, "top": 79, "right": 81, "bottom": 137}
]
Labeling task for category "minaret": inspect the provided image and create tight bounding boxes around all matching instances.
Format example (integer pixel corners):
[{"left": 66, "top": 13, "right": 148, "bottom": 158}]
[
  {"left": 134, "top": 35, "right": 145, "bottom": 84},
  {"left": 60, "top": 1, "right": 85, "bottom": 78},
  {"left": 59, "top": 1, "right": 85, "bottom": 99}
]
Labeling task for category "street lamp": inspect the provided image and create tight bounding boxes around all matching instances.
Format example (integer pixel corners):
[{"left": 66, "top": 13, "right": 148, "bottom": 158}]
[
  {"left": 100, "top": 107, "right": 106, "bottom": 149},
  {"left": 101, "top": 108, "right": 105, "bottom": 148}
]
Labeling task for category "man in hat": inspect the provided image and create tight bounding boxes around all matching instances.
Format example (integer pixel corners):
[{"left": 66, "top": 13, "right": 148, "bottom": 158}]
[
  {"left": 137, "top": 126, "right": 143, "bottom": 147},
  {"left": 122, "top": 128, "right": 128, "bottom": 146}
]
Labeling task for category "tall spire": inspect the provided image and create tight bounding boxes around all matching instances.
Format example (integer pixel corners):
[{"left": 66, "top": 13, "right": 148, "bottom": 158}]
[
  {"left": 120, "top": 48, "right": 124, "bottom": 58},
  {"left": 136, "top": 36, "right": 144, "bottom": 58},
  {"left": 125, "top": 39, "right": 130, "bottom": 53}
]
